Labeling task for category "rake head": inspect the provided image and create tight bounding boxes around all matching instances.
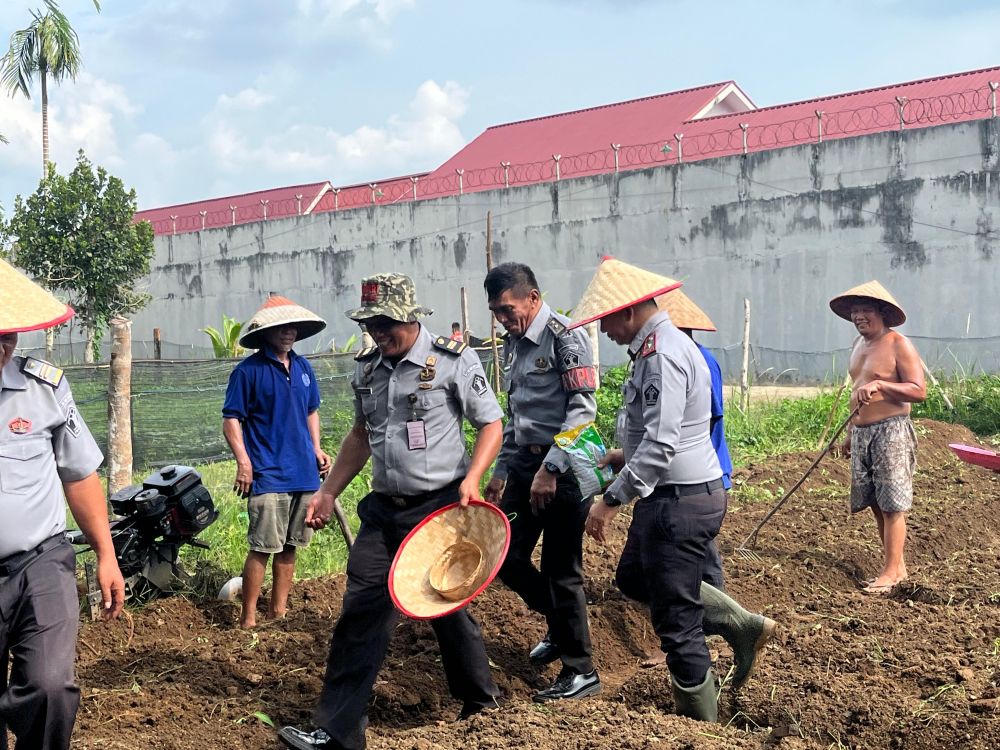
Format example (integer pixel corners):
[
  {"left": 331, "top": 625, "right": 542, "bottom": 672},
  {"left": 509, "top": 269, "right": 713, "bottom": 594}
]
[{"left": 734, "top": 530, "right": 763, "bottom": 562}]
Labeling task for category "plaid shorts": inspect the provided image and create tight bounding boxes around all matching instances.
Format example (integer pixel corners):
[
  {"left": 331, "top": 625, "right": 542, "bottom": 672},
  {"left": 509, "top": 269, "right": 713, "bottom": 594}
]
[{"left": 850, "top": 415, "right": 917, "bottom": 514}]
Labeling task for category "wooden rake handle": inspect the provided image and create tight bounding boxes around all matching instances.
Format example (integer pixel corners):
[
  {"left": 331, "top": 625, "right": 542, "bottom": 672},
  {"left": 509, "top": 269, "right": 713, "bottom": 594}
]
[{"left": 738, "top": 406, "right": 860, "bottom": 551}]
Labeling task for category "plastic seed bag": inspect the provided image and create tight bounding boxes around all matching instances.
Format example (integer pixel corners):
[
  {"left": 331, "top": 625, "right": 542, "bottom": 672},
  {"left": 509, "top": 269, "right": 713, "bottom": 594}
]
[{"left": 554, "top": 421, "right": 614, "bottom": 498}]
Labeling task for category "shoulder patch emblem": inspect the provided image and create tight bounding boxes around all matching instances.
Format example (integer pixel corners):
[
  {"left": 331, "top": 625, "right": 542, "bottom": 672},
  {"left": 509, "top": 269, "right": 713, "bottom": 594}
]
[
  {"left": 355, "top": 346, "right": 378, "bottom": 361},
  {"left": 65, "top": 406, "right": 82, "bottom": 437},
  {"left": 640, "top": 333, "right": 657, "bottom": 359},
  {"left": 562, "top": 351, "right": 580, "bottom": 368},
  {"left": 546, "top": 317, "right": 567, "bottom": 337},
  {"left": 433, "top": 336, "right": 467, "bottom": 354},
  {"left": 471, "top": 373, "right": 489, "bottom": 396},
  {"left": 22, "top": 357, "right": 64, "bottom": 387},
  {"left": 643, "top": 382, "right": 660, "bottom": 406}
]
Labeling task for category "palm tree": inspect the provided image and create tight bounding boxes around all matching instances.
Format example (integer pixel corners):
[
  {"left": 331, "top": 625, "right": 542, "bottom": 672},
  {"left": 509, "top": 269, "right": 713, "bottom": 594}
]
[{"left": 1, "top": 0, "right": 100, "bottom": 171}]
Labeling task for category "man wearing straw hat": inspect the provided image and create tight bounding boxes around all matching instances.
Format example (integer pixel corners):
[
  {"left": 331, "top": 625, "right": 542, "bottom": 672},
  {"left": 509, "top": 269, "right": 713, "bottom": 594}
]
[
  {"left": 279, "top": 273, "right": 502, "bottom": 750},
  {"left": 569, "top": 257, "right": 773, "bottom": 722},
  {"left": 222, "top": 294, "right": 331, "bottom": 628},
  {"left": 829, "top": 281, "right": 925, "bottom": 595},
  {"left": 482, "top": 262, "right": 601, "bottom": 702},
  {"left": 0, "top": 257, "right": 125, "bottom": 750}
]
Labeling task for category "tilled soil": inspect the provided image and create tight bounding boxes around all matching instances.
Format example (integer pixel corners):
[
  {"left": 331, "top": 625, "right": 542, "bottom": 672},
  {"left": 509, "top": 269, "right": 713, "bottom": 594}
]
[{"left": 71, "top": 419, "right": 1000, "bottom": 749}]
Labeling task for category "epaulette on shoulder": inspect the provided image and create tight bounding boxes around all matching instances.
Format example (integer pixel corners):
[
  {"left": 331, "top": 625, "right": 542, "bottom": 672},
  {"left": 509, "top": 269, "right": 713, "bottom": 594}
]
[
  {"left": 433, "top": 336, "right": 467, "bottom": 355},
  {"left": 22, "top": 357, "right": 64, "bottom": 387},
  {"left": 640, "top": 333, "right": 657, "bottom": 359},
  {"left": 354, "top": 346, "right": 378, "bottom": 361},
  {"left": 546, "top": 316, "right": 568, "bottom": 337}
]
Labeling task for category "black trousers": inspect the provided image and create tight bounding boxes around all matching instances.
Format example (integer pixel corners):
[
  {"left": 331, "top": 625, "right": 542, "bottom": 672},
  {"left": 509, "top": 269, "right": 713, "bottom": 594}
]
[
  {"left": 615, "top": 484, "right": 727, "bottom": 686},
  {"left": 314, "top": 484, "right": 498, "bottom": 750},
  {"left": 498, "top": 449, "right": 594, "bottom": 674},
  {"left": 703, "top": 540, "right": 725, "bottom": 590},
  {"left": 0, "top": 541, "right": 80, "bottom": 750}
]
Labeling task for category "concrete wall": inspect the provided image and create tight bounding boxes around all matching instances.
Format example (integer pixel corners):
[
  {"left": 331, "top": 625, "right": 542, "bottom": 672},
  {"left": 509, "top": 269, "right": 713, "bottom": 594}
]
[{"left": 115, "top": 117, "right": 1000, "bottom": 380}]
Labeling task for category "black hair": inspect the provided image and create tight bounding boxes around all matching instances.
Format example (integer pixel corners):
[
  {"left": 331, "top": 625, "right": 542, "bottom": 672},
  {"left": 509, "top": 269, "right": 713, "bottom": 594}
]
[
  {"left": 451, "top": 321, "right": 461, "bottom": 330},
  {"left": 484, "top": 262, "right": 539, "bottom": 301}
]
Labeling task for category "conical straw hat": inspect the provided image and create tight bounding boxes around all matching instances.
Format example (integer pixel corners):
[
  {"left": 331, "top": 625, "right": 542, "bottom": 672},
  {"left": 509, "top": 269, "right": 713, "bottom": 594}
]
[
  {"left": 0, "top": 256, "right": 74, "bottom": 334},
  {"left": 389, "top": 501, "right": 510, "bottom": 620},
  {"left": 239, "top": 294, "right": 327, "bottom": 349},
  {"left": 657, "top": 288, "right": 716, "bottom": 331},
  {"left": 829, "top": 280, "right": 906, "bottom": 327},
  {"left": 568, "top": 257, "right": 682, "bottom": 329}
]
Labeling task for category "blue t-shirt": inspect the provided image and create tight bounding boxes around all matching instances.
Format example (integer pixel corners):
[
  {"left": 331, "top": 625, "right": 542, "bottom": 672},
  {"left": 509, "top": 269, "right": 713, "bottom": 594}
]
[
  {"left": 696, "top": 343, "right": 733, "bottom": 490},
  {"left": 222, "top": 348, "right": 322, "bottom": 495}
]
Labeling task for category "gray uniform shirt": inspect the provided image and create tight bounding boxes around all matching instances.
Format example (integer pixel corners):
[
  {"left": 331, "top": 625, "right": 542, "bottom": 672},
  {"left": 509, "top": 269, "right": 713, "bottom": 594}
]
[
  {"left": 494, "top": 302, "right": 597, "bottom": 480},
  {"left": 0, "top": 356, "right": 104, "bottom": 558},
  {"left": 608, "top": 311, "right": 721, "bottom": 504},
  {"left": 352, "top": 325, "right": 503, "bottom": 496}
]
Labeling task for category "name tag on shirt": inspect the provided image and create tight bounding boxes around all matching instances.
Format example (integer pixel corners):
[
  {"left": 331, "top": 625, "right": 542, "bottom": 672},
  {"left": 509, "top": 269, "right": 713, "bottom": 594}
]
[{"left": 406, "top": 420, "right": 427, "bottom": 450}]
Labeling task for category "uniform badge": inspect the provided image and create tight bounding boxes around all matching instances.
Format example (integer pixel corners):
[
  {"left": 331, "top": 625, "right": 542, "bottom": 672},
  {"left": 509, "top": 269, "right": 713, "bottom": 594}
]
[
  {"left": 301, "top": 373, "right": 311, "bottom": 386},
  {"left": 8, "top": 417, "right": 31, "bottom": 435},
  {"left": 534, "top": 357, "right": 550, "bottom": 371},
  {"left": 426, "top": 355, "right": 437, "bottom": 367},
  {"left": 640, "top": 333, "right": 657, "bottom": 358},
  {"left": 471, "top": 374, "right": 489, "bottom": 396},
  {"left": 419, "top": 367, "right": 436, "bottom": 382},
  {"left": 418, "top": 382, "right": 433, "bottom": 390},
  {"left": 562, "top": 351, "right": 580, "bottom": 368},
  {"left": 65, "top": 406, "right": 82, "bottom": 437},
  {"left": 643, "top": 382, "right": 660, "bottom": 406}
]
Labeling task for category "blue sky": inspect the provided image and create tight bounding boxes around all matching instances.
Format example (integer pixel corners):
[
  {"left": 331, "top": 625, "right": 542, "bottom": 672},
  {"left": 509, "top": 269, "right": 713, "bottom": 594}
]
[{"left": 2, "top": 0, "right": 1000, "bottom": 213}]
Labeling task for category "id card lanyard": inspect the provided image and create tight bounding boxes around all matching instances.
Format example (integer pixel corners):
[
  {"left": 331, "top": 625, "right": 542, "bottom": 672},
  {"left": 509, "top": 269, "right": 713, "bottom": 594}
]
[{"left": 406, "top": 393, "right": 427, "bottom": 450}]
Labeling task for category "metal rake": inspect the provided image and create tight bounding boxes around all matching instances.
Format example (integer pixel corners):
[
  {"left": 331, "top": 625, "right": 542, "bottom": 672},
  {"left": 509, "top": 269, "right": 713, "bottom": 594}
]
[{"left": 735, "top": 407, "right": 860, "bottom": 561}]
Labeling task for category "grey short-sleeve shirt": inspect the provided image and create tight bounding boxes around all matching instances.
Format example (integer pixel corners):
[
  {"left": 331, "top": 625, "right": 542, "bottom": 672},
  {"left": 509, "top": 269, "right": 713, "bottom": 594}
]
[
  {"left": 351, "top": 326, "right": 503, "bottom": 496},
  {"left": 0, "top": 356, "right": 104, "bottom": 558}
]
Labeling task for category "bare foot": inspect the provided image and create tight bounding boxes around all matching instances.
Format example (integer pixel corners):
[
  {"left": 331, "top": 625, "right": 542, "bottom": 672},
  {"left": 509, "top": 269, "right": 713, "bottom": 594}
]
[
  {"left": 239, "top": 618, "right": 257, "bottom": 629},
  {"left": 266, "top": 609, "right": 287, "bottom": 621}
]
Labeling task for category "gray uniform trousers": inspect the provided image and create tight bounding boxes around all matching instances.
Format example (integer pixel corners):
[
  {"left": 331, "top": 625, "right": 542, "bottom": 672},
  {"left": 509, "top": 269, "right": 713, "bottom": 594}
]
[
  {"left": 314, "top": 481, "right": 498, "bottom": 750},
  {"left": 0, "top": 540, "right": 80, "bottom": 750}
]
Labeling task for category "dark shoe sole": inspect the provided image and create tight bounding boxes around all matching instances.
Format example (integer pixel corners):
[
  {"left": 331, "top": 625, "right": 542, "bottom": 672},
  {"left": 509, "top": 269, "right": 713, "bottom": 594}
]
[
  {"left": 732, "top": 617, "right": 777, "bottom": 691},
  {"left": 532, "top": 681, "right": 602, "bottom": 703}
]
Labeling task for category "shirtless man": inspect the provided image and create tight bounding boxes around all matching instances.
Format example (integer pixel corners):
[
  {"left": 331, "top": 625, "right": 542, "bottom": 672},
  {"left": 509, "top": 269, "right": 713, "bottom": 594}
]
[{"left": 830, "top": 281, "right": 926, "bottom": 595}]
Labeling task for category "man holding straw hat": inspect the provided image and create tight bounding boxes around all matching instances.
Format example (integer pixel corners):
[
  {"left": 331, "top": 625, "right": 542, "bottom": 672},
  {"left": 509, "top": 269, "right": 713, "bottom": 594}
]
[
  {"left": 223, "top": 294, "right": 331, "bottom": 629},
  {"left": 829, "top": 281, "right": 925, "bottom": 595},
  {"left": 0, "top": 257, "right": 125, "bottom": 750},
  {"left": 279, "top": 273, "right": 502, "bottom": 750},
  {"left": 568, "top": 257, "right": 773, "bottom": 722}
]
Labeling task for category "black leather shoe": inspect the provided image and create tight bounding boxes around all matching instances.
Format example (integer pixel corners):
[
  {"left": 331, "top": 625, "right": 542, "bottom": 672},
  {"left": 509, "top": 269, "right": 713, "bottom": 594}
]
[
  {"left": 532, "top": 669, "right": 602, "bottom": 702},
  {"left": 458, "top": 700, "right": 500, "bottom": 720},
  {"left": 278, "top": 726, "right": 338, "bottom": 750},
  {"left": 528, "top": 632, "right": 561, "bottom": 665}
]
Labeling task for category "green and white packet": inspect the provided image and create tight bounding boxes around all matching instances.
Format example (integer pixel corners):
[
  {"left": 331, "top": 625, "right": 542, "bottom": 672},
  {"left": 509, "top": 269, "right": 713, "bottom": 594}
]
[{"left": 554, "top": 421, "right": 614, "bottom": 498}]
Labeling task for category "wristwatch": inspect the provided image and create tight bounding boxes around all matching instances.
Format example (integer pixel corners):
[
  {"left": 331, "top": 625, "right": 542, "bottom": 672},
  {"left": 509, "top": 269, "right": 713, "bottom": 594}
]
[
  {"left": 602, "top": 489, "right": 623, "bottom": 507},
  {"left": 543, "top": 461, "right": 562, "bottom": 475}
]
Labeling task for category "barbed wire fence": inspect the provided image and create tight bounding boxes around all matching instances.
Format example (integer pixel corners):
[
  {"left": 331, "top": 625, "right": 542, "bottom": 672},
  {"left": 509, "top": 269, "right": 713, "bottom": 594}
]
[{"left": 147, "top": 84, "right": 1000, "bottom": 235}]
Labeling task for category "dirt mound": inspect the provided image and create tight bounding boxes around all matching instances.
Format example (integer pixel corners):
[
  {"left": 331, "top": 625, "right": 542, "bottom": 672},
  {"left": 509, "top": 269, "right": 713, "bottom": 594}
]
[{"left": 70, "top": 419, "right": 1000, "bottom": 749}]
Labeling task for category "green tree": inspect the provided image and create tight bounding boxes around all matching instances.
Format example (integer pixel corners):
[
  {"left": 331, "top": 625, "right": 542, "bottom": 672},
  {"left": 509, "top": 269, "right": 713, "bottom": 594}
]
[
  {"left": 201, "top": 316, "right": 245, "bottom": 359},
  {"left": 1, "top": 0, "right": 101, "bottom": 170},
  {"left": 7, "top": 150, "right": 154, "bottom": 362}
]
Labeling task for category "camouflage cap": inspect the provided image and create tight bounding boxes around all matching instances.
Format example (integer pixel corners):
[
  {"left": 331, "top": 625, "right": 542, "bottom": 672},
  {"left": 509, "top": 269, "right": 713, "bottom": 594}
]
[{"left": 346, "top": 273, "right": 433, "bottom": 323}]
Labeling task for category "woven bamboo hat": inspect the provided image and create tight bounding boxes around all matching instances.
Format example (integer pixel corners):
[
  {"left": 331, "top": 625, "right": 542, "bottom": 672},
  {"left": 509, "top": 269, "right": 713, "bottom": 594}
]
[
  {"left": 389, "top": 501, "right": 510, "bottom": 620},
  {"left": 238, "top": 294, "right": 327, "bottom": 349},
  {"left": 657, "top": 289, "right": 716, "bottom": 331},
  {"left": 829, "top": 280, "right": 906, "bottom": 327},
  {"left": 0, "top": 256, "right": 74, "bottom": 334},
  {"left": 568, "top": 256, "right": 682, "bottom": 329}
]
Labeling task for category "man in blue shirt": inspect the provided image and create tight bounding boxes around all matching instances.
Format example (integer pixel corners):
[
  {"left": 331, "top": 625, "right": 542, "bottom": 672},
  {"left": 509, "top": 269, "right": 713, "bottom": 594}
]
[{"left": 223, "top": 295, "right": 331, "bottom": 628}]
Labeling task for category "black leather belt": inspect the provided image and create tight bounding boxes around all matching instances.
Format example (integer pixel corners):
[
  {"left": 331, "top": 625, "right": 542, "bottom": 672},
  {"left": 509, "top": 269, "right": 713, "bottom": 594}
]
[
  {"left": 382, "top": 478, "right": 462, "bottom": 509},
  {"left": 0, "top": 534, "right": 66, "bottom": 577},
  {"left": 654, "top": 478, "right": 725, "bottom": 498}
]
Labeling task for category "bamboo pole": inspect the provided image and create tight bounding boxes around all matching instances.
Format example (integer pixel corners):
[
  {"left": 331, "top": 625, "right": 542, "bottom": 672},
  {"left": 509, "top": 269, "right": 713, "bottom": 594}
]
[
  {"left": 460, "top": 286, "right": 471, "bottom": 344},
  {"left": 108, "top": 317, "right": 133, "bottom": 496},
  {"left": 740, "top": 298, "right": 751, "bottom": 412},
  {"left": 485, "top": 211, "right": 501, "bottom": 392},
  {"left": 586, "top": 322, "right": 601, "bottom": 389},
  {"left": 153, "top": 327, "right": 162, "bottom": 360}
]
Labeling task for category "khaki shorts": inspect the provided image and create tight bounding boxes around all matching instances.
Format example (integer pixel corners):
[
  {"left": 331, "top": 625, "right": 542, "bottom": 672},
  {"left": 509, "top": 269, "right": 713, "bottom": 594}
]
[
  {"left": 849, "top": 415, "right": 917, "bottom": 514},
  {"left": 247, "top": 492, "right": 314, "bottom": 553}
]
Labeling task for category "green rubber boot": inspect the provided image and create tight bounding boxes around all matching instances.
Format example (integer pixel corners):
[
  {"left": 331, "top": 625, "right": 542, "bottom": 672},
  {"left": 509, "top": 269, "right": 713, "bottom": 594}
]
[
  {"left": 700, "top": 582, "right": 777, "bottom": 690},
  {"left": 671, "top": 669, "right": 719, "bottom": 722}
]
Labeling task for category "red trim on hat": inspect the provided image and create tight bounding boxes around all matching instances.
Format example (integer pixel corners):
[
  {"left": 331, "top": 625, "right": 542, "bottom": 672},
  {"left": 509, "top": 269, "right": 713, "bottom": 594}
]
[
  {"left": 388, "top": 500, "right": 511, "bottom": 621},
  {"left": 262, "top": 295, "right": 295, "bottom": 308},
  {"left": 0, "top": 305, "right": 75, "bottom": 335},
  {"left": 567, "top": 282, "right": 683, "bottom": 330}
]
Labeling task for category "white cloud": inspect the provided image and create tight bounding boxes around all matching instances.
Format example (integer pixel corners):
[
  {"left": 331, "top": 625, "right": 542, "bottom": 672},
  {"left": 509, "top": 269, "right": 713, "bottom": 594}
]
[
  {"left": 201, "top": 78, "right": 469, "bottom": 184},
  {"left": 216, "top": 87, "right": 273, "bottom": 111}
]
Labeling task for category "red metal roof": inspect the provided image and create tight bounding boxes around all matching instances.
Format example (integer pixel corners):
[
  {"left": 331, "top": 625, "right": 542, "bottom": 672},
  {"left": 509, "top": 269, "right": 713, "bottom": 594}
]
[
  {"left": 139, "top": 66, "right": 1000, "bottom": 235},
  {"left": 135, "top": 181, "right": 332, "bottom": 235}
]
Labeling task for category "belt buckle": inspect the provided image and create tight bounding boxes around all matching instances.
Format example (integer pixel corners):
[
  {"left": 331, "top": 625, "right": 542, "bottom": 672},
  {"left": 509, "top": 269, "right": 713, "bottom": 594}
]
[
  {"left": 392, "top": 496, "right": 407, "bottom": 508},
  {"left": 529, "top": 445, "right": 543, "bottom": 455}
]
